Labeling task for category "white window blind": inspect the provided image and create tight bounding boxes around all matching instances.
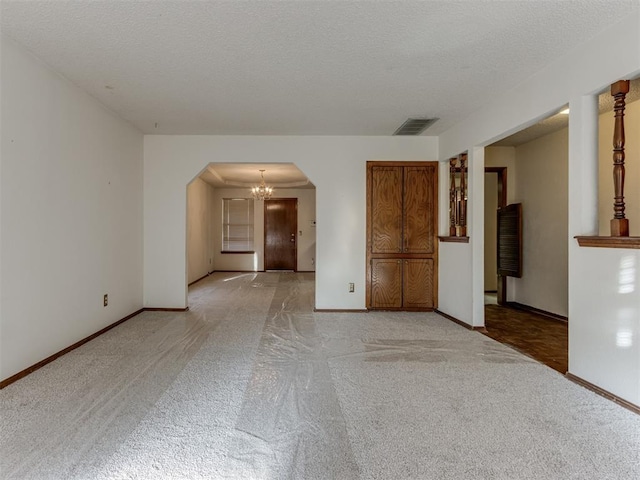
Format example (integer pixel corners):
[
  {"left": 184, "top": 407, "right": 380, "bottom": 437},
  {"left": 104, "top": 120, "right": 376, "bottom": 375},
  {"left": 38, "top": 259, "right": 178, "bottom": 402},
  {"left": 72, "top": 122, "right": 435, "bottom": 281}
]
[{"left": 222, "top": 198, "right": 254, "bottom": 252}]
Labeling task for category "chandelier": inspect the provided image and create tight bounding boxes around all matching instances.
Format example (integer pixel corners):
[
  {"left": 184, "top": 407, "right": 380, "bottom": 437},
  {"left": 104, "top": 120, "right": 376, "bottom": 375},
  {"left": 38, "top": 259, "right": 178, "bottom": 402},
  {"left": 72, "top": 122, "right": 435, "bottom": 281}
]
[{"left": 251, "top": 169, "right": 273, "bottom": 200}]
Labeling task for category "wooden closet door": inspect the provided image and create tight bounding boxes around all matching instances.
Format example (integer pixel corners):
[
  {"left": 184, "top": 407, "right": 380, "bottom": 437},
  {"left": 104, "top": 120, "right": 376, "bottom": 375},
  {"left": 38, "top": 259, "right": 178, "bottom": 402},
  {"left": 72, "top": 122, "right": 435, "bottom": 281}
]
[
  {"left": 366, "top": 161, "right": 438, "bottom": 311},
  {"left": 403, "top": 259, "right": 434, "bottom": 309},
  {"left": 370, "top": 167, "right": 403, "bottom": 254},
  {"left": 371, "top": 259, "right": 402, "bottom": 308},
  {"left": 403, "top": 166, "right": 436, "bottom": 254}
]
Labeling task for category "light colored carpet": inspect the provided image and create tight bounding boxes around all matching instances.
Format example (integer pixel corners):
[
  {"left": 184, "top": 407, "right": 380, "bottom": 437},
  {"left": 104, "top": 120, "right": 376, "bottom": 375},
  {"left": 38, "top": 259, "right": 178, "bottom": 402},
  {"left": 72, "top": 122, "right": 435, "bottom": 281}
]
[{"left": 1, "top": 272, "right": 639, "bottom": 479}]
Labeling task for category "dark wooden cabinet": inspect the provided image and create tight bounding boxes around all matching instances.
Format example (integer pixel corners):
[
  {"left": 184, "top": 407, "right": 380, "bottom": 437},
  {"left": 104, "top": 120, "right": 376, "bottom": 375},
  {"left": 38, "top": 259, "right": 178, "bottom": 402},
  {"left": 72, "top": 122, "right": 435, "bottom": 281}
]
[{"left": 367, "top": 162, "right": 438, "bottom": 310}]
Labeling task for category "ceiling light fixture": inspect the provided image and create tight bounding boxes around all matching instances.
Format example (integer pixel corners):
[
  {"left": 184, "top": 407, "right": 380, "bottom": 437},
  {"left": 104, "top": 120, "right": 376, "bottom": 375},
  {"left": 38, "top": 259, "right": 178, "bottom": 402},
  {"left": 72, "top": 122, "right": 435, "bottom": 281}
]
[{"left": 251, "top": 170, "right": 273, "bottom": 200}]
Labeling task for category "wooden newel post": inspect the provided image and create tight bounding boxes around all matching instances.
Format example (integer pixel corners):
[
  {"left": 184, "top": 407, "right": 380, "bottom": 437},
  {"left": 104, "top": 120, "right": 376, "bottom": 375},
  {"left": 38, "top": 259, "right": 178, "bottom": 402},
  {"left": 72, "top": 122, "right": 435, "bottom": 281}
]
[
  {"left": 459, "top": 153, "right": 468, "bottom": 237},
  {"left": 610, "top": 80, "right": 630, "bottom": 237},
  {"left": 449, "top": 157, "right": 457, "bottom": 236}
]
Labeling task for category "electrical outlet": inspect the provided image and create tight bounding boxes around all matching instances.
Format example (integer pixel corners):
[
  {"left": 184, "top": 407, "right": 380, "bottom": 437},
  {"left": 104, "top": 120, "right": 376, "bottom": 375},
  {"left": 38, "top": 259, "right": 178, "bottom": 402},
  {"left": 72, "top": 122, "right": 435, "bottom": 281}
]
[
  {"left": 349, "top": 283, "right": 355, "bottom": 293},
  {"left": 103, "top": 294, "right": 108, "bottom": 307}
]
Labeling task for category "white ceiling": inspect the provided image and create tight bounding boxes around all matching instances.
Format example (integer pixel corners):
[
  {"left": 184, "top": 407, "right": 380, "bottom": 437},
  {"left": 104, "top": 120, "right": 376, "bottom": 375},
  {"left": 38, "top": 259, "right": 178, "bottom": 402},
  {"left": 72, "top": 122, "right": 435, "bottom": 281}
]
[
  {"left": 2, "top": 1, "right": 638, "bottom": 136},
  {"left": 493, "top": 77, "right": 640, "bottom": 147}
]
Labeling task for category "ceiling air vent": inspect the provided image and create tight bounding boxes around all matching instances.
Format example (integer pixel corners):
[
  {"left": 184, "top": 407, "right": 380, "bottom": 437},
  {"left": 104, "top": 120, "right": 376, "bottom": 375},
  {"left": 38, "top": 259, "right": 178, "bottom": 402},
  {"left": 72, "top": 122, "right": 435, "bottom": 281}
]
[{"left": 393, "top": 117, "right": 439, "bottom": 136}]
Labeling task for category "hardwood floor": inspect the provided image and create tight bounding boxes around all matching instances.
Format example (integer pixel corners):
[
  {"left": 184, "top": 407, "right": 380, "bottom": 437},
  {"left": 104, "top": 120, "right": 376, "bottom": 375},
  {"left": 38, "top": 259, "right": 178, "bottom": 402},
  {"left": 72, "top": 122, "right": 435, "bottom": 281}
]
[{"left": 483, "top": 304, "right": 568, "bottom": 374}]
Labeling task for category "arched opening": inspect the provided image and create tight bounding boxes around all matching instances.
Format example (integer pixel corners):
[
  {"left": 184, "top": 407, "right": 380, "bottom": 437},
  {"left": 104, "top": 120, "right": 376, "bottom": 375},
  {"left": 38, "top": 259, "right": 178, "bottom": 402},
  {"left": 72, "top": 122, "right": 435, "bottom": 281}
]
[{"left": 186, "top": 162, "right": 316, "bottom": 297}]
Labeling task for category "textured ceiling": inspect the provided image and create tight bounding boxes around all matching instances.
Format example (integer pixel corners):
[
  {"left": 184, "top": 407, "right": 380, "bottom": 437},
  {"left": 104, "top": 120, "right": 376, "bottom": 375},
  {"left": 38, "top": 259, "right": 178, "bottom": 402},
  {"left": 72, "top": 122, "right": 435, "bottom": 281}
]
[
  {"left": 493, "top": 77, "right": 640, "bottom": 147},
  {"left": 2, "top": 1, "right": 638, "bottom": 136},
  {"left": 491, "top": 110, "right": 570, "bottom": 147}
]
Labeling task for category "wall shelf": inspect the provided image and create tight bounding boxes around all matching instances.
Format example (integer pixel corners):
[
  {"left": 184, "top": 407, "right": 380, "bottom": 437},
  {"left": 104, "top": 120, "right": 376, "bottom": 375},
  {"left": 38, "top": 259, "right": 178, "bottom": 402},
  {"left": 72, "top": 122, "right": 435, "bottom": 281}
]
[
  {"left": 575, "top": 236, "right": 640, "bottom": 249},
  {"left": 438, "top": 236, "right": 470, "bottom": 243}
]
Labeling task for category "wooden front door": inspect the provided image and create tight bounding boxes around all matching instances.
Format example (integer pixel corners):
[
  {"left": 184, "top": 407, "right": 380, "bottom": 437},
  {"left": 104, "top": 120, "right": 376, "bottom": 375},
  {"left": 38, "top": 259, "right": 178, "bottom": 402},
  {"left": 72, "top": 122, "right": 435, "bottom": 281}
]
[{"left": 264, "top": 198, "right": 297, "bottom": 271}]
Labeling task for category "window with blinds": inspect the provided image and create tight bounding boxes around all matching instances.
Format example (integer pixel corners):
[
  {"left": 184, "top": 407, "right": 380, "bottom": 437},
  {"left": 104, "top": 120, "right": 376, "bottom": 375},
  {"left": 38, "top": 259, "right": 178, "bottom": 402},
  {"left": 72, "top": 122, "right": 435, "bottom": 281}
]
[{"left": 222, "top": 198, "right": 254, "bottom": 252}]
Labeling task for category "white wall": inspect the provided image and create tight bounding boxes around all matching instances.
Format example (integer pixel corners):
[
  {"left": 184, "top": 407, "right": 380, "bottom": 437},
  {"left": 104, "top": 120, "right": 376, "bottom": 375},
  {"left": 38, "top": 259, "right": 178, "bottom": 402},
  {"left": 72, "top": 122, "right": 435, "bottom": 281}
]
[
  {"left": 0, "top": 36, "right": 144, "bottom": 381},
  {"left": 485, "top": 147, "right": 518, "bottom": 202},
  {"left": 439, "top": 244, "right": 473, "bottom": 319},
  {"left": 294, "top": 189, "right": 316, "bottom": 272},
  {"left": 437, "top": 12, "right": 640, "bottom": 406},
  {"left": 599, "top": 98, "right": 640, "bottom": 236},
  {"left": 511, "top": 128, "right": 569, "bottom": 317},
  {"left": 210, "top": 187, "right": 316, "bottom": 272},
  {"left": 187, "top": 178, "right": 214, "bottom": 284},
  {"left": 438, "top": 147, "right": 485, "bottom": 327},
  {"left": 143, "top": 136, "right": 438, "bottom": 310}
]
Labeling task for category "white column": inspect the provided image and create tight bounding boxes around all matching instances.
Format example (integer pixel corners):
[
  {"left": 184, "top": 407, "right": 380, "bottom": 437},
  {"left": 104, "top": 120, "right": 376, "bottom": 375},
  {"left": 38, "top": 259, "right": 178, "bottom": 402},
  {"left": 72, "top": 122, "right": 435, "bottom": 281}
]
[
  {"left": 469, "top": 147, "right": 486, "bottom": 327},
  {"left": 569, "top": 94, "right": 600, "bottom": 237}
]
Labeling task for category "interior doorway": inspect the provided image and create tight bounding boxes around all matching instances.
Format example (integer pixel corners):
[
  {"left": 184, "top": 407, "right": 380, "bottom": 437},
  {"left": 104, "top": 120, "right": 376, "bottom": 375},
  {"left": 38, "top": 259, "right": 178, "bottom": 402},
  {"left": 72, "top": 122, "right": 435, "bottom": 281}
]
[
  {"left": 483, "top": 160, "right": 569, "bottom": 373},
  {"left": 186, "top": 163, "right": 316, "bottom": 283},
  {"left": 484, "top": 167, "right": 508, "bottom": 305},
  {"left": 482, "top": 107, "right": 570, "bottom": 373},
  {"left": 264, "top": 198, "right": 298, "bottom": 271}
]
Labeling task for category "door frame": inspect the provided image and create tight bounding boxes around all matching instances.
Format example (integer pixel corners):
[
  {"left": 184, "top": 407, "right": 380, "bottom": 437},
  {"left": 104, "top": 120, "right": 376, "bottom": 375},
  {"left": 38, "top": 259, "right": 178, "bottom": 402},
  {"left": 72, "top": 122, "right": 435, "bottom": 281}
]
[{"left": 485, "top": 166, "right": 508, "bottom": 305}]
